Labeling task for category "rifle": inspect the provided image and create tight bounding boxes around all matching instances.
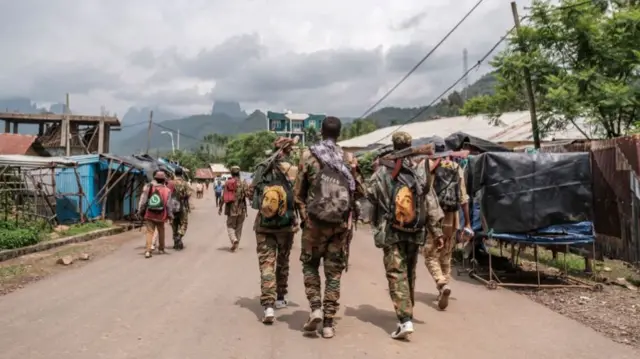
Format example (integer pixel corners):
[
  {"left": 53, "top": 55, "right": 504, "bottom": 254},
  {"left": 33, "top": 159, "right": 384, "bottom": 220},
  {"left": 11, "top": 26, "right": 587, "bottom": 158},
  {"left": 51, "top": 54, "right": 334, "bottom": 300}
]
[{"left": 379, "top": 143, "right": 435, "bottom": 160}]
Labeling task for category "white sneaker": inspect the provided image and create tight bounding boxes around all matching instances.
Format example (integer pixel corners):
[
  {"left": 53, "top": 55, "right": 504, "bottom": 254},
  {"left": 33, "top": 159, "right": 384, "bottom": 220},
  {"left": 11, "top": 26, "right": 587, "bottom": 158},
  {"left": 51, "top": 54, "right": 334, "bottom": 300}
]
[
  {"left": 275, "top": 299, "right": 288, "bottom": 309},
  {"left": 262, "top": 307, "right": 275, "bottom": 324},
  {"left": 302, "top": 309, "right": 323, "bottom": 332},
  {"left": 390, "top": 321, "right": 414, "bottom": 340}
]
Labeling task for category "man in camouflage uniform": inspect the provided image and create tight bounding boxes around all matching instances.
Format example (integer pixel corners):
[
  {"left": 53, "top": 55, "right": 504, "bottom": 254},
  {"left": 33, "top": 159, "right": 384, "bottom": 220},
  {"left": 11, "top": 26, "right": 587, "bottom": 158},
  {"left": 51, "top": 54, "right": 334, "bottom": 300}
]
[
  {"left": 219, "top": 165, "right": 249, "bottom": 251},
  {"left": 424, "top": 151, "right": 471, "bottom": 310},
  {"left": 251, "top": 137, "right": 299, "bottom": 324},
  {"left": 168, "top": 167, "right": 192, "bottom": 250},
  {"left": 294, "top": 116, "right": 365, "bottom": 339},
  {"left": 366, "top": 131, "right": 444, "bottom": 340}
]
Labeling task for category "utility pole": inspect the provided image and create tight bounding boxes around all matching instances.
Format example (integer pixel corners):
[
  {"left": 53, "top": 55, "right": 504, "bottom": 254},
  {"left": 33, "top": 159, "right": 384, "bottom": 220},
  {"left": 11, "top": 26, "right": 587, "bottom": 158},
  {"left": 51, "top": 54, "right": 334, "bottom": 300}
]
[
  {"left": 177, "top": 129, "right": 180, "bottom": 150},
  {"left": 511, "top": 1, "right": 541, "bottom": 149},
  {"left": 146, "top": 110, "right": 153, "bottom": 154},
  {"left": 65, "top": 93, "right": 71, "bottom": 156}
]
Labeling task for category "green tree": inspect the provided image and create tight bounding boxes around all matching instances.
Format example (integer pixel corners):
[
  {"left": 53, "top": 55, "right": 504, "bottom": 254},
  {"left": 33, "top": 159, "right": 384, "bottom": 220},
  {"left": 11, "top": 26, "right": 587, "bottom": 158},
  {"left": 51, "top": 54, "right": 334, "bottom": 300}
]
[
  {"left": 340, "top": 118, "right": 378, "bottom": 140},
  {"left": 224, "top": 131, "right": 278, "bottom": 171},
  {"left": 461, "top": 0, "right": 640, "bottom": 138},
  {"left": 304, "top": 127, "right": 320, "bottom": 145}
]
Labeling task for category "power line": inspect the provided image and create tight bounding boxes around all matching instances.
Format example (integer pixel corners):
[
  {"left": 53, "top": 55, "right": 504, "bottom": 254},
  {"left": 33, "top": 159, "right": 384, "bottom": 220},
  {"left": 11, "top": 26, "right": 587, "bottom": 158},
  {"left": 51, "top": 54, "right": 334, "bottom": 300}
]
[
  {"left": 357, "top": 0, "right": 488, "bottom": 120},
  {"left": 117, "top": 122, "right": 148, "bottom": 129},
  {"left": 369, "top": 25, "right": 517, "bottom": 145},
  {"left": 365, "top": 0, "right": 597, "bottom": 146}
]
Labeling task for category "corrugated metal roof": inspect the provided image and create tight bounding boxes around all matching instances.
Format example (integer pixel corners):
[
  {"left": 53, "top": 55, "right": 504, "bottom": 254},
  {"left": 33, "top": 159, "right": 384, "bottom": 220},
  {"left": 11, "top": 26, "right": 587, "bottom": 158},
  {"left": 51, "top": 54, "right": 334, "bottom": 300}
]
[
  {"left": 0, "top": 154, "right": 76, "bottom": 167},
  {"left": 0, "top": 133, "right": 38, "bottom": 155},
  {"left": 209, "top": 163, "right": 229, "bottom": 173},
  {"left": 195, "top": 168, "right": 214, "bottom": 179},
  {"left": 337, "top": 111, "right": 599, "bottom": 148},
  {"left": 65, "top": 154, "right": 100, "bottom": 165}
]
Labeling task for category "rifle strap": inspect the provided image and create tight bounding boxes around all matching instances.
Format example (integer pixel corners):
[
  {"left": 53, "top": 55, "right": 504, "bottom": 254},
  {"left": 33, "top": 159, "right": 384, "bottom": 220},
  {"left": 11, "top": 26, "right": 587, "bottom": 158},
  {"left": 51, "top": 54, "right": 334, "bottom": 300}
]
[{"left": 391, "top": 159, "right": 402, "bottom": 180}]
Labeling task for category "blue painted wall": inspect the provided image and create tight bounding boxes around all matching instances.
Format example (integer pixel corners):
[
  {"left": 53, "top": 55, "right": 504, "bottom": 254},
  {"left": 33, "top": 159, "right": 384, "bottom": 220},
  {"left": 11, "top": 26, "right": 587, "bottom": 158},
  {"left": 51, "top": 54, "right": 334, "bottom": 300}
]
[{"left": 55, "top": 162, "right": 100, "bottom": 223}]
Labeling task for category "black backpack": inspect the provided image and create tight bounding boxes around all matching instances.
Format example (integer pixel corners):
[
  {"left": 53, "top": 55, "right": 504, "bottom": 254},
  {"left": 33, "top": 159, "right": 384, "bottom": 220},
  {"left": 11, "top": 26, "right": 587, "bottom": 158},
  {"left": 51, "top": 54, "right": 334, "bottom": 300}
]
[
  {"left": 380, "top": 159, "right": 428, "bottom": 232},
  {"left": 306, "top": 161, "right": 352, "bottom": 225},
  {"left": 433, "top": 160, "right": 460, "bottom": 213}
]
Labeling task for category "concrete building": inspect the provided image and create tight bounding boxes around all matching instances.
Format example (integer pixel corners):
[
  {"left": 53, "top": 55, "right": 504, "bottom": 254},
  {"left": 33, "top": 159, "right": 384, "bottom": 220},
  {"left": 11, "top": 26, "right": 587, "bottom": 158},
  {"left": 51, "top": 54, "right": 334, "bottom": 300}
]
[{"left": 267, "top": 110, "right": 325, "bottom": 145}]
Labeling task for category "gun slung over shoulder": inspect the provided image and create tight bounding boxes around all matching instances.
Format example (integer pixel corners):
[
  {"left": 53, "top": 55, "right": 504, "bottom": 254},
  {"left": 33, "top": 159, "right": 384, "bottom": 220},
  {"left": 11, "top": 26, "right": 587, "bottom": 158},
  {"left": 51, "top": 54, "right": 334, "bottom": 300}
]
[{"left": 380, "top": 143, "right": 435, "bottom": 160}]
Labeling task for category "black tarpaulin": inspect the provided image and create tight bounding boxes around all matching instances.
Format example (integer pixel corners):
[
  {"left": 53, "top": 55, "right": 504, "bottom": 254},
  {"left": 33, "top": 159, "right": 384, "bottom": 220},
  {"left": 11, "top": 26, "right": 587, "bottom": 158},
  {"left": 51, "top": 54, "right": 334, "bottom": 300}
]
[
  {"left": 445, "top": 132, "right": 510, "bottom": 153},
  {"left": 470, "top": 151, "right": 593, "bottom": 233}
]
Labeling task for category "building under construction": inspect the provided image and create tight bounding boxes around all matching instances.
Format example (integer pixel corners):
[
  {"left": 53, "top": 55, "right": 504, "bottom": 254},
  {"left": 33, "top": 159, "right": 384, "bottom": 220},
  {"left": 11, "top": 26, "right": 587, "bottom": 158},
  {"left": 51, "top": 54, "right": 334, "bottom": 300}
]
[{"left": 0, "top": 112, "right": 121, "bottom": 156}]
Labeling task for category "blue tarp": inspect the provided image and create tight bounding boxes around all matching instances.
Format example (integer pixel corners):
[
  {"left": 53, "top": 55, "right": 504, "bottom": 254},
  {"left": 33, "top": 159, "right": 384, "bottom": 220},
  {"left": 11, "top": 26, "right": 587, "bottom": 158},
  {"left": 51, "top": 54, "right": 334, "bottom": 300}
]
[
  {"left": 460, "top": 201, "right": 595, "bottom": 245},
  {"left": 487, "top": 222, "right": 595, "bottom": 245}
]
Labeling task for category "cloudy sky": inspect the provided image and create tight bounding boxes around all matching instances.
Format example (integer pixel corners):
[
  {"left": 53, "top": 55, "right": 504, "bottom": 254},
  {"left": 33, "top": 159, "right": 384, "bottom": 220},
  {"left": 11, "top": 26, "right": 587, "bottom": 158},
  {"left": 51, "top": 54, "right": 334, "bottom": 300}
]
[{"left": 0, "top": 0, "right": 530, "bottom": 118}]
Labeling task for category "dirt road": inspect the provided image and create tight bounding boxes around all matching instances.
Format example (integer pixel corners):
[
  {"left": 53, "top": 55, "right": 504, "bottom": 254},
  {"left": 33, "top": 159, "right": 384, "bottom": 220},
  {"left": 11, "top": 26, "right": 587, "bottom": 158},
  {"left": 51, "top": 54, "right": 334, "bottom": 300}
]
[{"left": 0, "top": 196, "right": 637, "bottom": 359}]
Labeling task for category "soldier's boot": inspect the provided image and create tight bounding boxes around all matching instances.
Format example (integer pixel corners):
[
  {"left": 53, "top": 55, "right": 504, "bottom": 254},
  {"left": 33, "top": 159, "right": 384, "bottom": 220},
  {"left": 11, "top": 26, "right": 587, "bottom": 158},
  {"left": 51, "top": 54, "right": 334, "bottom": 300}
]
[
  {"left": 321, "top": 318, "right": 335, "bottom": 339},
  {"left": 275, "top": 295, "right": 288, "bottom": 309},
  {"left": 438, "top": 284, "right": 451, "bottom": 310},
  {"left": 390, "top": 320, "right": 414, "bottom": 340},
  {"left": 262, "top": 306, "right": 275, "bottom": 325},
  {"left": 302, "top": 309, "right": 323, "bottom": 332},
  {"left": 228, "top": 228, "right": 239, "bottom": 252},
  {"left": 173, "top": 235, "right": 184, "bottom": 250}
]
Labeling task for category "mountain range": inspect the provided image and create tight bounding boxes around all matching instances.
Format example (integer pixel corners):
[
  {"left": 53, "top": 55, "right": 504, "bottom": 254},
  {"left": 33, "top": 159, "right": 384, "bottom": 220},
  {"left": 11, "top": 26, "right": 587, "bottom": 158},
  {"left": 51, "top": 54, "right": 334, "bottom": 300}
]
[{"left": 0, "top": 72, "right": 497, "bottom": 155}]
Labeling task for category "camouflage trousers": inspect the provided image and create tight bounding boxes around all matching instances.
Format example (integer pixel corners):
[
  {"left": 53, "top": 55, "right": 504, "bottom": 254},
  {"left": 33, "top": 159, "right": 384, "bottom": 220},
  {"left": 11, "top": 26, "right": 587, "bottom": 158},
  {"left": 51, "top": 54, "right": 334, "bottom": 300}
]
[
  {"left": 383, "top": 241, "right": 420, "bottom": 322},
  {"left": 300, "top": 224, "right": 349, "bottom": 319},
  {"left": 171, "top": 211, "right": 189, "bottom": 238},
  {"left": 256, "top": 232, "right": 294, "bottom": 307},
  {"left": 424, "top": 211, "right": 457, "bottom": 287},
  {"left": 226, "top": 215, "right": 245, "bottom": 244}
]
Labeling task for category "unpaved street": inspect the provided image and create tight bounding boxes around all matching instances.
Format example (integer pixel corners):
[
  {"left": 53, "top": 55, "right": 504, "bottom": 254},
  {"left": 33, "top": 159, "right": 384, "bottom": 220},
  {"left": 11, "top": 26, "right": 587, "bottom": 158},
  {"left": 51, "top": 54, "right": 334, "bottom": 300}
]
[{"left": 0, "top": 195, "right": 638, "bottom": 359}]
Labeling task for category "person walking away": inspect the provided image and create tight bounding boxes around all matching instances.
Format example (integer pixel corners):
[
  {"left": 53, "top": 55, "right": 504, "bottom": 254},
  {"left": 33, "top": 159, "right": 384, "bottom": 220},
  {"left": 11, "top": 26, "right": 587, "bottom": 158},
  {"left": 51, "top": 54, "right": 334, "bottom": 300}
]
[
  {"left": 366, "top": 132, "right": 445, "bottom": 340},
  {"left": 137, "top": 170, "right": 174, "bottom": 258},
  {"left": 250, "top": 137, "right": 299, "bottom": 324},
  {"left": 215, "top": 181, "right": 223, "bottom": 207},
  {"left": 294, "top": 116, "right": 366, "bottom": 339},
  {"left": 195, "top": 182, "right": 204, "bottom": 199},
  {"left": 168, "top": 167, "right": 192, "bottom": 250},
  {"left": 219, "top": 166, "right": 249, "bottom": 251},
  {"left": 424, "top": 151, "right": 471, "bottom": 310}
]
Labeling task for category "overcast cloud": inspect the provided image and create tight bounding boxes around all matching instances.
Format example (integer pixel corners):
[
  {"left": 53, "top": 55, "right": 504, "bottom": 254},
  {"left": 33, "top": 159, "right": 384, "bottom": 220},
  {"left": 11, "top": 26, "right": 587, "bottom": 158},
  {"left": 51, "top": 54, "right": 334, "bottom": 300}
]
[{"left": 0, "top": 0, "right": 530, "bottom": 118}]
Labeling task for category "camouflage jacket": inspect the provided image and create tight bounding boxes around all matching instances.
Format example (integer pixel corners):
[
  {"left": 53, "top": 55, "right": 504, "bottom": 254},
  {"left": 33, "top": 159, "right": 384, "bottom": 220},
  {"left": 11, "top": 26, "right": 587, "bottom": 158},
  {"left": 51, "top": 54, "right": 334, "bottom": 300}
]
[
  {"left": 251, "top": 158, "right": 299, "bottom": 233},
  {"left": 170, "top": 177, "right": 193, "bottom": 208},
  {"left": 294, "top": 147, "right": 366, "bottom": 231},
  {"left": 366, "top": 158, "right": 444, "bottom": 247},
  {"left": 220, "top": 176, "right": 249, "bottom": 217}
]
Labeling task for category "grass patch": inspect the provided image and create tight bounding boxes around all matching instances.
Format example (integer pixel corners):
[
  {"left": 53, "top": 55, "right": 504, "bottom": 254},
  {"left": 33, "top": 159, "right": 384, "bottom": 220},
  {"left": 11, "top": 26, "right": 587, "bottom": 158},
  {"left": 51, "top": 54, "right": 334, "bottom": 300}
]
[
  {"left": 58, "top": 220, "right": 112, "bottom": 237},
  {"left": 0, "top": 220, "right": 49, "bottom": 250},
  {"left": 486, "top": 242, "right": 640, "bottom": 285},
  {"left": 0, "top": 264, "right": 27, "bottom": 279}
]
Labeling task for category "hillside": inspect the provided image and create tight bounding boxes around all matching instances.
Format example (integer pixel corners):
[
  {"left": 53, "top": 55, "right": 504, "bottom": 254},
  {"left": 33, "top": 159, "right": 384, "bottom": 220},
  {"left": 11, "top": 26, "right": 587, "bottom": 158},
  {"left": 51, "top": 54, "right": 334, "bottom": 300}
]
[
  {"left": 2, "top": 71, "right": 498, "bottom": 155},
  {"left": 111, "top": 108, "right": 267, "bottom": 155},
  {"left": 0, "top": 97, "right": 68, "bottom": 134},
  {"left": 366, "top": 71, "right": 497, "bottom": 127}
]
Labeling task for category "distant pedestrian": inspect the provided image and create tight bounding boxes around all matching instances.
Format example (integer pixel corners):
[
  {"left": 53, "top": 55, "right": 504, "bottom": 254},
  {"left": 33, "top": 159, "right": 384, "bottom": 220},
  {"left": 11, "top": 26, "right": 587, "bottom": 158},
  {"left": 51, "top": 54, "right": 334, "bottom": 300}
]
[
  {"left": 294, "top": 116, "right": 365, "bottom": 338},
  {"left": 214, "top": 181, "right": 223, "bottom": 207},
  {"left": 137, "top": 170, "right": 174, "bottom": 259},
  {"left": 196, "top": 182, "right": 204, "bottom": 199},
  {"left": 219, "top": 166, "right": 249, "bottom": 251},
  {"left": 367, "top": 131, "right": 445, "bottom": 340}
]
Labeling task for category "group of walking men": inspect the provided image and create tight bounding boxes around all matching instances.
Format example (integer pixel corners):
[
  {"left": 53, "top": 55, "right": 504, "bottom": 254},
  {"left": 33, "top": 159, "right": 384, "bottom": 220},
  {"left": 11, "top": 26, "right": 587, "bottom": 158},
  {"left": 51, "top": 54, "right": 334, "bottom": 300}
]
[
  {"left": 230, "top": 115, "right": 472, "bottom": 340},
  {"left": 137, "top": 167, "right": 192, "bottom": 258}
]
